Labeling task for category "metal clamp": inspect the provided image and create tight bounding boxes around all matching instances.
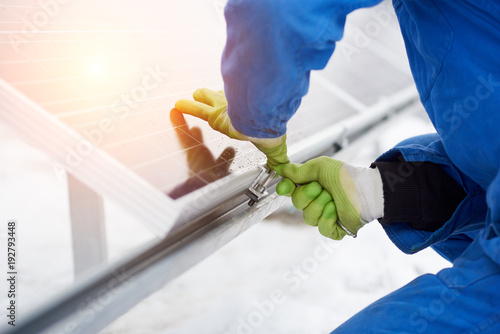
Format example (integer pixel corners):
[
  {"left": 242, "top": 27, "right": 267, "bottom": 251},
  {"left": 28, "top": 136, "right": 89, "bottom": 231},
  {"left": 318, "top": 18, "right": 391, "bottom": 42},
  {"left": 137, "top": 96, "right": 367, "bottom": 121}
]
[
  {"left": 245, "top": 167, "right": 277, "bottom": 206},
  {"left": 336, "top": 219, "right": 357, "bottom": 238}
]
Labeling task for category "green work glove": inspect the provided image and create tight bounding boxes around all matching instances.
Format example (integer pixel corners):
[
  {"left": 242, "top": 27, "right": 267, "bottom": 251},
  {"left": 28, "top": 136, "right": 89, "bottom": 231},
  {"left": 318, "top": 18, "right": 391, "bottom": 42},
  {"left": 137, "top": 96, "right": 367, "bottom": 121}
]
[
  {"left": 175, "top": 88, "right": 289, "bottom": 169},
  {"left": 275, "top": 157, "right": 384, "bottom": 240}
]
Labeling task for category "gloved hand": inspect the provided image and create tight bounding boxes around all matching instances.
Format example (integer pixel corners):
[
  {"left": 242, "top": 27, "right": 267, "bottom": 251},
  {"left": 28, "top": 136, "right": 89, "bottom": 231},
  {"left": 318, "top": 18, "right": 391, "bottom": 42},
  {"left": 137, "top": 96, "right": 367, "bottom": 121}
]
[
  {"left": 275, "top": 157, "right": 384, "bottom": 240},
  {"left": 175, "top": 88, "right": 289, "bottom": 169}
]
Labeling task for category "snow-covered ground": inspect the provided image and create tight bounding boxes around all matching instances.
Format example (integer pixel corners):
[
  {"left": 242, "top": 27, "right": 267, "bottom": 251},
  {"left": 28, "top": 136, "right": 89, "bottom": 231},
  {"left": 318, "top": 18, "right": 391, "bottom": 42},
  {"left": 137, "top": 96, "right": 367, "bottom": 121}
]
[
  {"left": 0, "top": 111, "right": 450, "bottom": 333},
  {"left": 101, "top": 112, "right": 450, "bottom": 334}
]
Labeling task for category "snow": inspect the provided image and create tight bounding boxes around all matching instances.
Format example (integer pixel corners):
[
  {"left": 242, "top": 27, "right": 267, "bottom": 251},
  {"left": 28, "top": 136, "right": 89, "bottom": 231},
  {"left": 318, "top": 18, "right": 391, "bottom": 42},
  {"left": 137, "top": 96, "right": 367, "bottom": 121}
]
[
  {"left": 0, "top": 112, "right": 450, "bottom": 333},
  {"left": 103, "top": 112, "right": 450, "bottom": 333}
]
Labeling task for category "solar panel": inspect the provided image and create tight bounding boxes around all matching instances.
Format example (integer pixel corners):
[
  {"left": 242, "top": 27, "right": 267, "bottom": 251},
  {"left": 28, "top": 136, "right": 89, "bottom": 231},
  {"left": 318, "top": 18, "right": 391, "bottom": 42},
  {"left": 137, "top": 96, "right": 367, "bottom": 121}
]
[
  {"left": 0, "top": 2, "right": 423, "bottom": 332},
  {"left": 0, "top": 0, "right": 414, "bottom": 235}
]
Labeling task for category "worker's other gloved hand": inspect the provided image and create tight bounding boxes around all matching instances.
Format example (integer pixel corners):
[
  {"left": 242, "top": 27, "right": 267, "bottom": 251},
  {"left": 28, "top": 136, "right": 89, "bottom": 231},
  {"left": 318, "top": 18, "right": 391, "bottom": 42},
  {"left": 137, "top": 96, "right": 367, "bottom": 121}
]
[
  {"left": 175, "top": 88, "right": 289, "bottom": 169},
  {"left": 275, "top": 157, "right": 384, "bottom": 240}
]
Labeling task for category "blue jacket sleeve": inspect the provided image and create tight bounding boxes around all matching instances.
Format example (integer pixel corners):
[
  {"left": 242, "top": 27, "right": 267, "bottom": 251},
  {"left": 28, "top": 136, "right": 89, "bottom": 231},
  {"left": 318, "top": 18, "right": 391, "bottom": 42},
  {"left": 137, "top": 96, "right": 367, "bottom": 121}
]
[
  {"left": 391, "top": 0, "right": 500, "bottom": 267},
  {"left": 374, "top": 133, "right": 488, "bottom": 262},
  {"left": 222, "top": 0, "right": 382, "bottom": 138}
]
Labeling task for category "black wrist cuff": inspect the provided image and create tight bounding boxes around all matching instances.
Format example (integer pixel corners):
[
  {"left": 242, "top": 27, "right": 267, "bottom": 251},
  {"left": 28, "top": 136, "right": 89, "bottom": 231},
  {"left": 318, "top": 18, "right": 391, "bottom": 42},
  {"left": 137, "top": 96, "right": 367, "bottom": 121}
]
[{"left": 371, "top": 156, "right": 466, "bottom": 232}]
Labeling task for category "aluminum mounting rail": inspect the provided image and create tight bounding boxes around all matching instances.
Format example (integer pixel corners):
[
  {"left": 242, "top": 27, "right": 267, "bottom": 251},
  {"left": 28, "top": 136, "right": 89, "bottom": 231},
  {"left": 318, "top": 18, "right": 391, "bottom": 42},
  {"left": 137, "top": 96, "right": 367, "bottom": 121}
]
[{"left": 9, "top": 86, "right": 420, "bottom": 334}]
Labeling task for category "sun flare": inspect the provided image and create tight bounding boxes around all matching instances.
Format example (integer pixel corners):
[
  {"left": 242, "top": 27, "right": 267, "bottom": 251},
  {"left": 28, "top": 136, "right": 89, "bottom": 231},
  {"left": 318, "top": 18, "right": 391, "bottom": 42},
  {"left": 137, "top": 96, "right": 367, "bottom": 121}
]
[{"left": 89, "top": 61, "right": 105, "bottom": 77}]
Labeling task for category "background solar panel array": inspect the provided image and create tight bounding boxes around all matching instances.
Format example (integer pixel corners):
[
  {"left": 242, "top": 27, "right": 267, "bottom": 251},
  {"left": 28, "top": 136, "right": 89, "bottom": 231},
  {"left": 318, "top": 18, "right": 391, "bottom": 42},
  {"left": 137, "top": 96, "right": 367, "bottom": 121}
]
[{"left": 0, "top": 0, "right": 413, "bottom": 199}]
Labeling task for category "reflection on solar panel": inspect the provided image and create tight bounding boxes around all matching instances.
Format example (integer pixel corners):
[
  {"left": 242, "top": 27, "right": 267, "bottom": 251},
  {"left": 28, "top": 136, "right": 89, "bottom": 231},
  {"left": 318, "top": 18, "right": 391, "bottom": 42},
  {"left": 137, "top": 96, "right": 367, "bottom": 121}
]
[
  {"left": 0, "top": 2, "right": 423, "bottom": 332},
  {"left": 0, "top": 0, "right": 228, "bottom": 195},
  {"left": 0, "top": 0, "right": 414, "bottom": 230}
]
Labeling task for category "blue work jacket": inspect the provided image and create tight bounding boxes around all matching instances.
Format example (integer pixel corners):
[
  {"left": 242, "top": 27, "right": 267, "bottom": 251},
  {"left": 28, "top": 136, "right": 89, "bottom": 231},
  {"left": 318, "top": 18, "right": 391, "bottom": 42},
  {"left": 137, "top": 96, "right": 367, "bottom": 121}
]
[{"left": 222, "top": 0, "right": 500, "bottom": 332}]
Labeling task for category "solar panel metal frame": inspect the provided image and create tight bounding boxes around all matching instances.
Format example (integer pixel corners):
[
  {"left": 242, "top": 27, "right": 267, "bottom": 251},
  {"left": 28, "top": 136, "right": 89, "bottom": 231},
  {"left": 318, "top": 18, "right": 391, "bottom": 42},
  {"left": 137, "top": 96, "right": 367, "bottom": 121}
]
[
  {"left": 0, "top": 1, "right": 422, "bottom": 332},
  {"left": 0, "top": 77, "right": 181, "bottom": 236}
]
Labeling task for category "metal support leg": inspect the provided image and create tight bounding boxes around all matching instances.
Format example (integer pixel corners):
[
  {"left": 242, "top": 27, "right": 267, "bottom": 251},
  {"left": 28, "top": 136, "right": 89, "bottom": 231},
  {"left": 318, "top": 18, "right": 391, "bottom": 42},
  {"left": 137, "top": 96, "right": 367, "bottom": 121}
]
[{"left": 67, "top": 173, "right": 107, "bottom": 279}]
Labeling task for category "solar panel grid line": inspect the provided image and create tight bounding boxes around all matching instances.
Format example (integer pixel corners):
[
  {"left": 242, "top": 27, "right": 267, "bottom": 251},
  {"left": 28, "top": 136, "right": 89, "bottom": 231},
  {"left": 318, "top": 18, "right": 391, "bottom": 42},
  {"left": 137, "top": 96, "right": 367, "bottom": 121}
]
[
  {"left": 0, "top": 0, "right": 414, "bottom": 230},
  {"left": 58, "top": 98, "right": 194, "bottom": 132},
  {"left": 51, "top": 79, "right": 222, "bottom": 117},
  {"left": 129, "top": 147, "right": 199, "bottom": 172},
  {"left": 193, "top": 163, "right": 231, "bottom": 184},
  {"left": 99, "top": 125, "right": 186, "bottom": 149},
  {"left": 6, "top": 3, "right": 172, "bottom": 164},
  {"left": 4, "top": 56, "right": 220, "bottom": 132},
  {"left": 124, "top": 127, "right": 246, "bottom": 172},
  {"left": 0, "top": 29, "right": 223, "bottom": 34},
  {"left": 0, "top": 4, "right": 125, "bottom": 13},
  {"left": 1, "top": 74, "right": 229, "bottom": 201},
  {"left": 0, "top": 2, "right": 153, "bottom": 25},
  {"left": 63, "top": 88, "right": 222, "bottom": 132},
  {"left": 122, "top": 116, "right": 261, "bottom": 195},
  {"left": 54, "top": 89, "right": 196, "bottom": 118},
  {"left": 0, "top": 82, "right": 164, "bottom": 202},
  {"left": 9, "top": 69, "right": 159, "bottom": 86},
  {"left": 8, "top": 102, "right": 414, "bottom": 333},
  {"left": 23, "top": 62, "right": 220, "bottom": 89},
  {"left": 0, "top": 10, "right": 156, "bottom": 19},
  {"left": 1, "top": 38, "right": 112, "bottom": 116},
  {"left": 0, "top": 4, "right": 223, "bottom": 33},
  {"left": 0, "top": 20, "right": 129, "bottom": 24},
  {"left": 95, "top": 116, "right": 192, "bottom": 164},
  {"left": 0, "top": 16, "right": 221, "bottom": 124},
  {"left": 71, "top": 112, "right": 207, "bottom": 150},
  {"left": 133, "top": 156, "right": 209, "bottom": 195},
  {"left": 0, "top": 24, "right": 149, "bottom": 32},
  {"left": 41, "top": 76, "right": 219, "bottom": 110},
  {"left": 168, "top": 146, "right": 235, "bottom": 176},
  {"left": 0, "top": 6, "right": 225, "bottom": 133},
  {"left": 104, "top": 138, "right": 167, "bottom": 167},
  {"left": 0, "top": 29, "right": 168, "bottom": 41},
  {"left": 105, "top": 132, "right": 202, "bottom": 168},
  {"left": 0, "top": 118, "right": 177, "bottom": 239},
  {"left": 54, "top": 81, "right": 222, "bottom": 119},
  {"left": 170, "top": 94, "right": 404, "bottom": 224},
  {"left": 19, "top": 45, "right": 220, "bottom": 90},
  {"left": 0, "top": 35, "right": 211, "bottom": 45},
  {"left": 1, "top": 3, "right": 426, "bottom": 332},
  {"left": 0, "top": 45, "right": 222, "bottom": 65},
  {"left": 0, "top": 77, "right": 180, "bottom": 236},
  {"left": 0, "top": 51, "right": 206, "bottom": 82},
  {"left": 8, "top": 63, "right": 203, "bottom": 85}
]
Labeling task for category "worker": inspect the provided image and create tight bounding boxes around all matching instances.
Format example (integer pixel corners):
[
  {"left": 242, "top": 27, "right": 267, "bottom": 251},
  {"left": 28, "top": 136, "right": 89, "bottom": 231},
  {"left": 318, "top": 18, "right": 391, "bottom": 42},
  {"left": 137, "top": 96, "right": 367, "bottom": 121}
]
[{"left": 175, "top": 0, "right": 500, "bottom": 332}]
